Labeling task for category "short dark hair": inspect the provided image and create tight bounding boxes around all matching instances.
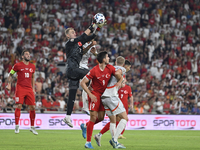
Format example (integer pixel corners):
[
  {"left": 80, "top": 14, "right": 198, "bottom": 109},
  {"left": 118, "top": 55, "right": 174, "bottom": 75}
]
[
  {"left": 21, "top": 49, "right": 30, "bottom": 56},
  {"left": 125, "top": 60, "right": 131, "bottom": 66},
  {"left": 97, "top": 51, "right": 108, "bottom": 63}
]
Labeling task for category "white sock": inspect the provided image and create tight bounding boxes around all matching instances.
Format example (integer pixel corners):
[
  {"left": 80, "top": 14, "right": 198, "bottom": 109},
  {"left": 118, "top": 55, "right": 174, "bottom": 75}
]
[
  {"left": 84, "top": 123, "right": 87, "bottom": 128},
  {"left": 98, "top": 132, "right": 102, "bottom": 137},
  {"left": 110, "top": 123, "right": 116, "bottom": 138},
  {"left": 66, "top": 115, "right": 71, "bottom": 118},
  {"left": 114, "top": 119, "right": 127, "bottom": 142}
]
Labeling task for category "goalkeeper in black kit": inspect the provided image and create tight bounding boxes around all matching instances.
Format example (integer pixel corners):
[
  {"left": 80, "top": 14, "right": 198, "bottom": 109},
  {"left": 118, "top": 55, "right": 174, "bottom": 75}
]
[{"left": 63, "top": 16, "right": 106, "bottom": 128}]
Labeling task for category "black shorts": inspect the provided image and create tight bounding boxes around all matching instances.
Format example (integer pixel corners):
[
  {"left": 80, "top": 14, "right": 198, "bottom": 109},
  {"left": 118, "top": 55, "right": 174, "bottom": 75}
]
[{"left": 67, "top": 67, "right": 89, "bottom": 89}]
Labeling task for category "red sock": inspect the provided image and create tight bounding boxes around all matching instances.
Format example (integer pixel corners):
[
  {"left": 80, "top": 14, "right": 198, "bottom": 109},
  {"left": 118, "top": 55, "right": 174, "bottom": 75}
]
[
  {"left": 86, "top": 121, "right": 94, "bottom": 142},
  {"left": 15, "top": 108, "right": 21, "bottom": 125},
  {"left": 116, "top": 121, "right": 119, "bottom": 126},
  {"left": 95, "top": 118, "right": 101, "bottom": 124},
  {"left": 100, "top": 122, "right": 110, "bottom": 135},
  {"left": 86, "top": 117, "right": 100, "bottom": 127},
  {"left": 30, "top": 110, "right": 36, "bottom": 126},
  {"left": 121, "top": 129, "right": 125, "bottom": 135}
]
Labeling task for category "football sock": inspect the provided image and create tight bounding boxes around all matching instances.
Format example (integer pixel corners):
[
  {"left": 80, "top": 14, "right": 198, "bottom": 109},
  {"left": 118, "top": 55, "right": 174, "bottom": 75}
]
[
  {"left": 100, "top": 122, "right": 110, "bottom": 135},
  {"left": 87, "top": 121, "right": 94, "bottom": 142},
  {"left": 121, "top": 129, "right": 125, "bottom": 135},
  {"left": 114, "top": 119, "right": 127, "bottom": 141},
  {"left": 86, "top": 117, "right": 100, "bottom": 127},
  {"left": 110, "top": 123, "right": 116, "bottom": 138},
  {"left": 30, "top": 110, "right": 36, "bottom": 126},
  {"left": 67, "top": 89, "right": 77, "bottom": 115},
  {"left": 95, "top": 118, "right": 101, "bottom": 124},
  {"left": 15, "top": 108, "right": 21, "bottom": 125}
]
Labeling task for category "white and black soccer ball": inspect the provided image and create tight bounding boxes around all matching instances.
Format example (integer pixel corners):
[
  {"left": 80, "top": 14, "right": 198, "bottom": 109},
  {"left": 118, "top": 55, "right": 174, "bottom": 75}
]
[{"left": 94, "top": 13, "right": 105, "bottom": 24}]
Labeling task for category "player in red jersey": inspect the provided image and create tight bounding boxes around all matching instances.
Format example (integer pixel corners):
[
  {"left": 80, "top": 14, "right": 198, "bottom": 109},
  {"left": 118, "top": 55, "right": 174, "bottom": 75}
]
[
  {"left": 95, "top": 60, "right": 133, "bottom": 140},
  {"left": 117, "top": 78, "right": 133, "bottom": 139},
  {"left": 6, "top": 49, "right": 38, "bottom": 135},
  {"left": 80, "top": 51, "right": 123, "bottom": 149}
]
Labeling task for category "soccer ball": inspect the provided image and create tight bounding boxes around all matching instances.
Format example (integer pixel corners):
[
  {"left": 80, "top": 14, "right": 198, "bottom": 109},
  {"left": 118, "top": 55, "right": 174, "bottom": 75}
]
[{"left": 94, "top": 13, "right": 105, "bottom": 24}]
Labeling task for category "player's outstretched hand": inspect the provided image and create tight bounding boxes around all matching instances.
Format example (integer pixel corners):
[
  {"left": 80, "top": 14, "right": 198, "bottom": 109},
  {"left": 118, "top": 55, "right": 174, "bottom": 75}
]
[
  {"left": 6, "top": 84, "right": 11, "bottom": 91},
  {"left": 97, "top": 19, "right": 107, "bottom": 28},
  {"left": 89, "top": 93, "right": 97, "bottom": 102}
]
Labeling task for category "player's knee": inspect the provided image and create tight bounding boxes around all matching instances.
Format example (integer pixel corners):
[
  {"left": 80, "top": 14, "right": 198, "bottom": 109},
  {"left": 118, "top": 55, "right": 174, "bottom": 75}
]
[
  {"left": 29, "top": 105, "right": 35, "bottom": 110},
  {"left": 16, "top": 104, "right": 22, "bottom": 109}
]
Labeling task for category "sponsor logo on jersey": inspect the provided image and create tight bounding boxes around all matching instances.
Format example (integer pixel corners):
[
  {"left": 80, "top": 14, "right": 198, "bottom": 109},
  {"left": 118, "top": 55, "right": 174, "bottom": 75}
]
[
  {"left": 25, "top": 68, "right": 28, "bottom": 70},
  {"left": 29, "top": 68, "right": 33, "bottom": 73},
  {"left": 21, "top": 69, "right": 24, "bottom": 71}
]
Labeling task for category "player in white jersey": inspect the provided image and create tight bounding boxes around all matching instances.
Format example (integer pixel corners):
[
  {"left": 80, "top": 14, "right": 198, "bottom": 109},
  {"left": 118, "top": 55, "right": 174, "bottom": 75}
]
[
  {"left": 80, "top": 41, "right": 98, "bottom": 115},
  {"left": 94, "top": 57, "right": 131, "bottom": 149}
]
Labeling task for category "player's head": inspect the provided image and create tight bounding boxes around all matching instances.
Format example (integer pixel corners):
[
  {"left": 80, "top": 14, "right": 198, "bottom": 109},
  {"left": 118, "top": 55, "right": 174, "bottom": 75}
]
[
  {"left": 116, "top": 56, "right": 125, "bottom": 66},
  {"left": 124, "top": 60, "right": 131, "bottom": 72},
  {"left": 65, "top": 27, "right": 76, "bottom": 39},
  {"left": 97, "top": 51, "right": 109, "bottom": 64},
  {"left": 21, "top": 49, "right": 30, "bottom": 62}
]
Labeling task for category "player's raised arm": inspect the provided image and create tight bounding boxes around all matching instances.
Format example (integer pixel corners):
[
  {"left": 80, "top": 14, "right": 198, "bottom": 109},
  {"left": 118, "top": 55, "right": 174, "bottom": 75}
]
[
  {"left": 83, "top": 41, "right": 97, "bottom": 55},
  {"left": 6, "top": 69, "right": 16, "bottom": 91},
  {"left": 80, "top": 77, "right": 97, "bottom": 103}
]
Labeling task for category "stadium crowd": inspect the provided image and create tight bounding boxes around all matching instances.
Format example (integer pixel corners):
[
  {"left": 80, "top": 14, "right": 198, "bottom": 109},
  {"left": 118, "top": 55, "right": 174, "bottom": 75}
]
[{"left": 1, "top": 0, "right": 200, "bottom": 115}]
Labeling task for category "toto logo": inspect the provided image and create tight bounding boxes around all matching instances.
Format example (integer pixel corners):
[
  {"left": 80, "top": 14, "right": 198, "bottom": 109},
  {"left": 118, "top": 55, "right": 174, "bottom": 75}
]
[
  {"left": 49, "top": 116, "right": 89, "bottom": 126},
  {"left": 153, "top": 117, "right": 196, "bottom": 128}
]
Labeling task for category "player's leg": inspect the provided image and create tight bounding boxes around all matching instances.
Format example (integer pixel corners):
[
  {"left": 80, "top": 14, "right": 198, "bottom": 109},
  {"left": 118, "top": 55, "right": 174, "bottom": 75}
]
[
  {"left": 14, "top": 103, "right": 22, "bottom": 134},
  {"left": 14, "top": 90, "right": 25, "bottom": 134},
  {"left": 85, "top": 110, "right": 98, "bottom": 149},
  {"left": 65, "top": 68, "right": 89, "bottom": 128},
  {"left": 106, "top": 96, "right": 127, "bottom": 148},
  {"left": 63, "top": 79, "right": 78, "bottom": 128},
  {"left": 26, "top": 91, "right": 38, "bottom": 135},
  {"left": 113, "top": 111, "right": 128, "bottom": 147},
  {"left": 82, "top": 90, "right": 90, "bottom": 115},
  {"left": 117, "top": 109, "right": 128, "bottom": 139}
]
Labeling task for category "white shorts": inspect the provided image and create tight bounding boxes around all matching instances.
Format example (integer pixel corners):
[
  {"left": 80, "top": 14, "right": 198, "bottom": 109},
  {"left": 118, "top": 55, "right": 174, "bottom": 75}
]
[{"left": 101, "top": 96, "right": 126, "bottom": 116}]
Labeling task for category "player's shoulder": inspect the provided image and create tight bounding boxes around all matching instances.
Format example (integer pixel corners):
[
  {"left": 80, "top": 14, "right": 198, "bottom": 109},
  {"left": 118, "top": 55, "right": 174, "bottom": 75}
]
[
  {"left": 106, "top": 64, "right": 115, "bottom": 69},
  {"left": 66, "top": 38, "right": 76, "bottom": 45}
]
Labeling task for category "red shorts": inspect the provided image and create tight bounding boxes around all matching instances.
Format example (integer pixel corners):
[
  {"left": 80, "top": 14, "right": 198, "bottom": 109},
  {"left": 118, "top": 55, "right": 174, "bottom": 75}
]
[
  {"left": 88, "top": 93, "right": 105, "bottom": 112},
  {"left": 15, "top": 86, "right": 35, "bottom": 105}
]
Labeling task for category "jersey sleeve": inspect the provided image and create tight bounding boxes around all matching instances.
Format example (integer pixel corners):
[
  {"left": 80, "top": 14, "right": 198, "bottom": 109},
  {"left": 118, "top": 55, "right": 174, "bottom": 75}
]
[
  {"left": 77, "top": 33, "right": 96, "bottom": 45},
  {"left": 128, "top": 86, "right": 133, "bottom": 97},
  {"left": 12, "top": 63, "right": 19, "bottom": 72},
  {"left": 85, "top": 68, "right": 95, "bottom": 80}
]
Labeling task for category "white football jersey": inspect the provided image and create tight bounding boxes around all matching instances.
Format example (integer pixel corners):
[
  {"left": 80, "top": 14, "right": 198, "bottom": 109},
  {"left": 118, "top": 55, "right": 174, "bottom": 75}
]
[
  {"left": 102, "top": 66, "right": 126, "bottom": 97},
  {"left": 79, "top": 42, "right": 96, "bottom": 69}
]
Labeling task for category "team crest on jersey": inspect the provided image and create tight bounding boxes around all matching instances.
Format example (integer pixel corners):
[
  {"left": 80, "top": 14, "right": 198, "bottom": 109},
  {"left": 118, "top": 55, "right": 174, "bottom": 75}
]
[
  {"left": 29, "top": 68, "right": 33, "bottom": 72},
  {"left": 78, "top": 42, "right": 82, "bottom": 46},
  {"left": 105, "top": 74, "right": 110, "bottom": 78}
]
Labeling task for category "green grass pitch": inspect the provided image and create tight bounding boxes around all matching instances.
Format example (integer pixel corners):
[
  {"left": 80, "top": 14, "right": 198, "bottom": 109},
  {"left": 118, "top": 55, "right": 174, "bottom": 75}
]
[{"left": 0, "top": 130, "right": 200, "bottom": 150}]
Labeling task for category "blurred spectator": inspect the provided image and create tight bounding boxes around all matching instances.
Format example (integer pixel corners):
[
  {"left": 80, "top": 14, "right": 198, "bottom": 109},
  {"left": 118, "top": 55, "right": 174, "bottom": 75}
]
[{"left": 1, "top": 0, "right": 200, "bottom": 115}]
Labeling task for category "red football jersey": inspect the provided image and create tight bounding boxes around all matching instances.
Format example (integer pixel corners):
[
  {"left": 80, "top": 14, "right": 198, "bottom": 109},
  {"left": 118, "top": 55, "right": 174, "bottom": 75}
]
[
  {"left": 12, "top": 62, "right": 35, "bottom": 89},
  {"left": 118, "top": 84, "right": 132, "bottom": 110},
  {"left": 86, "top": 64, "right": 116, "bottom": 95}
]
